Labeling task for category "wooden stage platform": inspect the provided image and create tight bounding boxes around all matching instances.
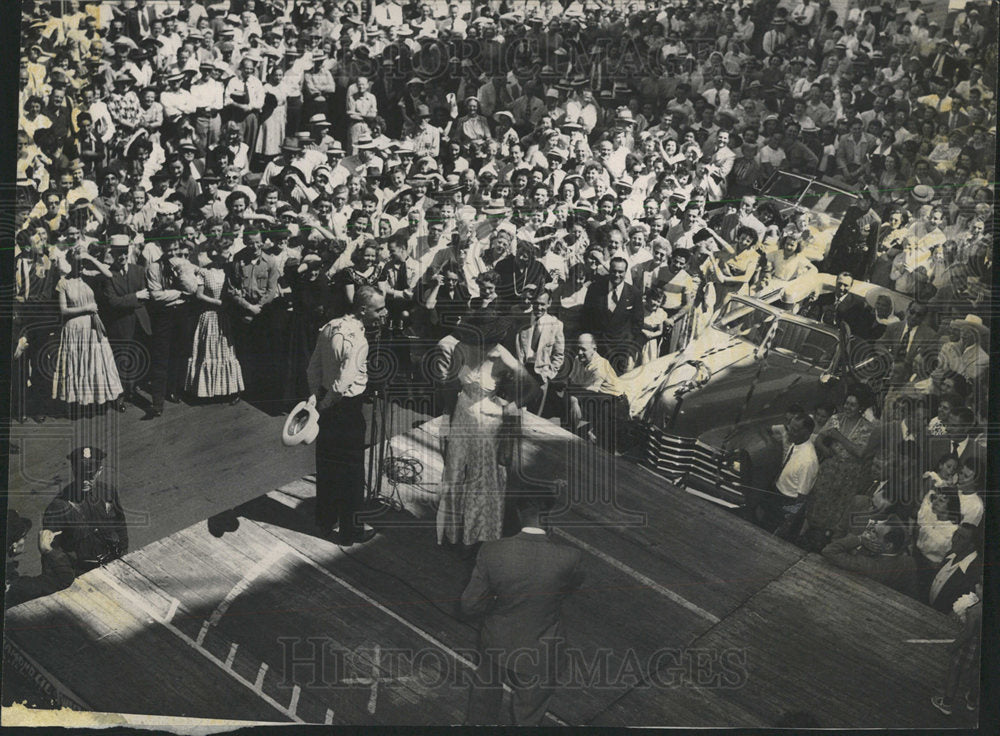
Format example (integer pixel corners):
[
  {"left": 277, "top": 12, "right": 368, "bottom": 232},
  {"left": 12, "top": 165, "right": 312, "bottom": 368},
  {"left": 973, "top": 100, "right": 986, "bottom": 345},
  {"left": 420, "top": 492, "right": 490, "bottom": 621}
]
[{"left": 3, "top": 414, "right": 973, "bottom": 728}]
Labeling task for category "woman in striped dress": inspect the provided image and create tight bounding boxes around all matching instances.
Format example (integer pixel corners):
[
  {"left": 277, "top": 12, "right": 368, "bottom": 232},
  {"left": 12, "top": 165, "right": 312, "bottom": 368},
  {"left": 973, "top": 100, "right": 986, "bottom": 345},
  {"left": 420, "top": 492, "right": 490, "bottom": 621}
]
[
  {"left": 185, "top": 243, "right": 244, "bottom": 403},
  {"left": 52, "top": 248, "right": 123, "bottom": 414}
]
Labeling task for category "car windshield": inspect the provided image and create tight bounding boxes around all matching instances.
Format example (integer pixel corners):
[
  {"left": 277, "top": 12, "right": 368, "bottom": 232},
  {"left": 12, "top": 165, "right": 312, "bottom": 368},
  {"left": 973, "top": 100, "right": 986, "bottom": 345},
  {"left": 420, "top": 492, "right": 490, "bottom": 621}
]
[
  {"left": 802, "top": 183, "right": 857, "bottom": 221},
  {"left": 768, "top": 319, "right": 840, "bottom": 370},
  {"left": 761, "top": 171, "right": 810, "bottom": 203},
  {"left": 712, "top": 299, "right": 776, "bottom": 347}
]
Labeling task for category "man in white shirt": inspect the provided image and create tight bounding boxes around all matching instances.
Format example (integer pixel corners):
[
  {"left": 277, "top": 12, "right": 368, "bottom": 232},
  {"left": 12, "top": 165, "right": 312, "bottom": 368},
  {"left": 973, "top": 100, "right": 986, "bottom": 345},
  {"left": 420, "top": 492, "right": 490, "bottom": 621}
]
[
  {"left": 954, "top": 317, "right": 989, "bottom": 382},
  {"left": 928, "top": 525, "right": 980, "bottom": 614},
  {"left": 516, "top": 290, "right": 565, "bottom": 389},
  {"left": 371, "top": 0, "right": 405, "bottom": 29},
  {"left": 565, "top": 333, "right": 628, "bottom": 449},
  {"left": 306, "top": 287, "right": 388, "bottom": 545},
  {"left": 755, "top": 414, "right": 818, "bottom": 538}
]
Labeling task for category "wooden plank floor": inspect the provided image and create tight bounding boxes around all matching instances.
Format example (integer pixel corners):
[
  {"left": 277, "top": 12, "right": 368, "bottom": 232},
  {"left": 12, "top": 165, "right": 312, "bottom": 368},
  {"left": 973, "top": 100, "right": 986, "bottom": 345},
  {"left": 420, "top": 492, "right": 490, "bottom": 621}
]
[{"left": 4, "top": 414, "right": 973, "bottom": 727}]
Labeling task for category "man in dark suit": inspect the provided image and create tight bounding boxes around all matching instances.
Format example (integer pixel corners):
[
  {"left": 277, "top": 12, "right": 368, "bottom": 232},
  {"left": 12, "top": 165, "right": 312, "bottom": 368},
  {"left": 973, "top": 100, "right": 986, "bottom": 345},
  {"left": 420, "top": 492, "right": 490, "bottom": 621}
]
[
  {"left": 807, "top": 272, "right": 877, "bottom": 340},
  {"left": 99, "top": 239, "right": 151, "bottom": 409},
  {"left": 460, "top": 492, "right": 585, "bottom": 726},
  {"left": 928, "top": 524, "right": 981, "bottom": 614},
  {"left": 582, "top": 256, "right": 642, "bottom": 372},
  {"left": 877, "top": 300, "right": 937, "bottom": 378},
  {"left": 929, "top": 407, "right": 983, "bottom": 472},
  {"left": 125, "top": 0, "right": 157, "bottom": 42}
]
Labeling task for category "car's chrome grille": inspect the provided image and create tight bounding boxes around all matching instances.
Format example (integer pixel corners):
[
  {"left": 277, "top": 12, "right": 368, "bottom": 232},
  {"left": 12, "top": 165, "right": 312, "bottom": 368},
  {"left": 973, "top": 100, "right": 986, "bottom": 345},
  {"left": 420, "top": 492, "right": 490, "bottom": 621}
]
[{"left": 643, "top": 424, "right": 745, "bottom": 505}]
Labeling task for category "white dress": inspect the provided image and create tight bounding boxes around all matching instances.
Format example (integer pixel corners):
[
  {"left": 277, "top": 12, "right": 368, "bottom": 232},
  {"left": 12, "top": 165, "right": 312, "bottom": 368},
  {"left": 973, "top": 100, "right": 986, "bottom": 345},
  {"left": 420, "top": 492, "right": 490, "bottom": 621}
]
[{"left": 436, "top": 346, "right": 508, "bottom": 546}]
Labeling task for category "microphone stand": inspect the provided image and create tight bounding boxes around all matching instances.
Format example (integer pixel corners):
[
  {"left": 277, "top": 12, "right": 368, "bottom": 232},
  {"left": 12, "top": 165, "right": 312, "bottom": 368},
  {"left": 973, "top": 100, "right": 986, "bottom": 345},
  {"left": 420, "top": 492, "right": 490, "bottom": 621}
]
[{"left": 365, "top": 326, "right": 394, "bottom": 510}]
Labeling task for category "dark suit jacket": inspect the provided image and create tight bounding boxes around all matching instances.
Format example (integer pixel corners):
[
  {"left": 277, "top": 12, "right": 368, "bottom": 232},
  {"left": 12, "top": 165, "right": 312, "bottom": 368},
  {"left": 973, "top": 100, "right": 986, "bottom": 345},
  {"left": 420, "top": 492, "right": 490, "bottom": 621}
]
[
  {"left": 821, "top": 535, "right": 918, "bottom": 598},
  {"left": 877, "top": 321, "right": 938, "bottom": 371},
  {"left": 99, "top": 265, "right": 151, "bottom": 340},
  {"left": 929, "top": 553, "right": 981, "bottom": 614},
  {"left": 928, "top": 434, "right": 982, "bottom": 472},
  {"left": 582, "top": 277, "right": 642, "bottom": 347},
  {"left": 460, "top": 531, "right": 584, "bottom": 676},
  {"left": 810, "top": 291, "right": 876, "bottom": 339},
  {"left": 125, "top": 5, "right": 157, "bottom": 42}
]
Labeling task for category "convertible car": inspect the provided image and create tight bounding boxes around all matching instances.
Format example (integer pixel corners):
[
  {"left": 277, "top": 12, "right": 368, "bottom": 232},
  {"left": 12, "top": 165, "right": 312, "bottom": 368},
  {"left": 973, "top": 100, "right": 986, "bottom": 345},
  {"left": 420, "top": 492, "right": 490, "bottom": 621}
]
[
  {"left": 754, "top": 170, "right": 860, "bottom": 264},
  {"left": 618, "top": 275, "right": 910, "bottom": 506}
]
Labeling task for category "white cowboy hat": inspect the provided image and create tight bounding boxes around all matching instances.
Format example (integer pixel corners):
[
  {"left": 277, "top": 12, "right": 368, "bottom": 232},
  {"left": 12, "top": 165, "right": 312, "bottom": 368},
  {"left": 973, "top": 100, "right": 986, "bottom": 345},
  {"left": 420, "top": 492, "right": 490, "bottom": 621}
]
[
  {"left": 281, "top": 400, "right": 320, "bottom": 446},
  {"left": 950, "top": 314, "right": 989, "bottom": 339}
]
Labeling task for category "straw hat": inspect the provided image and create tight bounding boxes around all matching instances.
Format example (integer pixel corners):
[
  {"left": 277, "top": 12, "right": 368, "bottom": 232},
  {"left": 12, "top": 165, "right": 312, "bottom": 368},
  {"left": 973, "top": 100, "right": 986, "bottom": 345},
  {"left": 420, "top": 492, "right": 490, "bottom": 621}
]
[{"left": 281, "top": 400, "right": 320, "bottom": 446}]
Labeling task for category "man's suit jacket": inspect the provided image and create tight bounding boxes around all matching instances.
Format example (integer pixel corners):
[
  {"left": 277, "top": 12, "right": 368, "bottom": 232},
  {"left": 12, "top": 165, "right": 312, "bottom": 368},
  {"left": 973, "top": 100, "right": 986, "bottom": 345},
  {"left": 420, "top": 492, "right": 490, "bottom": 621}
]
[
  {"left": 939, "top": 108, "right": 970, "bottom": 130},
  {"left": 515, "top": 314, "right": 565, "bottom": 381},
  {"left": 582, "top": 277, "right": 642, "bottom": 346},
  {"left": 878, "top": 321, "right": 938, "bottom": 371},
  {"left": 809, "top": 291, "right": 876, "bottom": 339},
  {"left": 460, "top": 531, "right": 584, "bottom": 676},
  {"left": 928, "top": 434, "right": 982, "bottom": 472},
  {"left": 821, "top": 535, "right": 918, "bottom": 598},
  {"left": 99, "top": 265, "right": 151, "bottom": 341},
  {"left": 929, "top": 553, "right": 981, "bottom": 614},
  {"left": 125, "top": 5, "right": 157, "bottom": 42}
]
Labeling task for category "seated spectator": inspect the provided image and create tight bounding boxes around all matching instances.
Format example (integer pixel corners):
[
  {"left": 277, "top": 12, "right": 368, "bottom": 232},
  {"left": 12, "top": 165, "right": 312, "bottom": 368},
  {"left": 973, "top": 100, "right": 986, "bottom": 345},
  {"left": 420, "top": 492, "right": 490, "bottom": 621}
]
[
  {"left": 564, "top": 334, "right": 628, "bottom": 451},
  {"left": 822, "top": 515, "right": 917, "bottom": 597}
]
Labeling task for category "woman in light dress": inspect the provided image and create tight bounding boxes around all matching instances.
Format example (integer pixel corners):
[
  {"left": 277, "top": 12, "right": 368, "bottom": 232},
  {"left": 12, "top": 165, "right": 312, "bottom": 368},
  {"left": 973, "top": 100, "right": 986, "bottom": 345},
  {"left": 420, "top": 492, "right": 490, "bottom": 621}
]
[
  {"left": 436, "top": 314, "right": 538, "bottom": 552},
  {"left": 256, "top": 66, "right": 298, "bottom": 158},
  {"left": 185, "top": 242, "right": 244, "bottom": 402},
  {"left": 52, "top": 247, "right": 123, "bottom": 414}
]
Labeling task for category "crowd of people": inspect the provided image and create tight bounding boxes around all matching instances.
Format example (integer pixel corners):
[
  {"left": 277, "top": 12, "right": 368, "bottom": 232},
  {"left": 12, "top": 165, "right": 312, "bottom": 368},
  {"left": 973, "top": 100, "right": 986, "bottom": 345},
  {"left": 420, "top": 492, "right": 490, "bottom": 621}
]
[{"left": 12, "top": 0, "right": 994, "bottom": 719}]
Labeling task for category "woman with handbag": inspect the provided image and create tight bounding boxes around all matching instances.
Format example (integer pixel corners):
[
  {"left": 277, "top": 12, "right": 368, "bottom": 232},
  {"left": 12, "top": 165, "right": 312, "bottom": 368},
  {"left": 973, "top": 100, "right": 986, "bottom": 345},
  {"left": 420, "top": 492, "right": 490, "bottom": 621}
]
[
  {"left": 52, "top": 247, "right": 123, "bottom": 416},
  {"left": 436, "top": 314, "right": 539, "bottom": 554}
]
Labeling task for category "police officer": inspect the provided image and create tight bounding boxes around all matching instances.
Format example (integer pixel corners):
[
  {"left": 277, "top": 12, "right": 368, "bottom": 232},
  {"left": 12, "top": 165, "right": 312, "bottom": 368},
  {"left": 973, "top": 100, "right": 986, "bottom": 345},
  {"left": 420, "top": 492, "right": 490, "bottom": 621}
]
[
  {"left": 5, "top": 510, "right": 74, "bottom": 609},
  {"left": 42, "top": 447, "right": 129, "bottom": 575}
]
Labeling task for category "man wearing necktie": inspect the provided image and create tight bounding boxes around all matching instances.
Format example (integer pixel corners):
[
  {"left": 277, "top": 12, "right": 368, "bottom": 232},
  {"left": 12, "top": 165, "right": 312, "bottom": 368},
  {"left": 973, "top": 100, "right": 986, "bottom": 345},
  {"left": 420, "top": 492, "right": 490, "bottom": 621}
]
[
  {"left": 931, "top": 406, "right": 982, "bottom": 473},
  {"left": 750, "top": 414, "right": 818, "bottom": 539},
  {"left": 582, "top": 256, "right": 642, "bottom": 373},
  {"left": 878, "top": 301, "right": 932, "bottom": 379},
  {"left": 515, "top": 291, "right": 565, "bottom": 413},
  {"left": 126, "top": 0, "right": 155, "bottom": 42},
  {"left": 146, "top": 240, "right": 193, "bottom": 418},
  {"left": 13, "top": 232, "right": 58, "bottom": 422}
]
